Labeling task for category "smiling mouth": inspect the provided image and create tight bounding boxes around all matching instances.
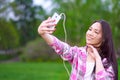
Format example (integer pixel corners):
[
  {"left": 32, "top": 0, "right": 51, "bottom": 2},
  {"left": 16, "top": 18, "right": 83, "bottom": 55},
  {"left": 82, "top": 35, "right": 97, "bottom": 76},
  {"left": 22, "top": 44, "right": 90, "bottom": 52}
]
[{"left": 87, "top": 36, "right": 93, "bottom": 40}]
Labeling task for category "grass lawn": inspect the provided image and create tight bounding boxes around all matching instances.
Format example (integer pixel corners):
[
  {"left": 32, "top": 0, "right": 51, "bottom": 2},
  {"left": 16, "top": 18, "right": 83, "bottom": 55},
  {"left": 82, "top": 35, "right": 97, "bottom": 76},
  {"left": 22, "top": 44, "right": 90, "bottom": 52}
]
[
  {"left": 0, "top": 62, "right": 71, "bottom": 80},
  {"left": 0, "top": 61, "right": 120, "bottom": 80}
]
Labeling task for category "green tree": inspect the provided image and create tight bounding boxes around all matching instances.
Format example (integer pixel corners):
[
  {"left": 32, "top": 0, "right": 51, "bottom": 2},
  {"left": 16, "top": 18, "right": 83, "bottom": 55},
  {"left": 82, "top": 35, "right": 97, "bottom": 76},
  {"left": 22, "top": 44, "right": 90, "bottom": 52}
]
[
  {"left": 0, "top": 0, "right": 47, "bottom": 45},
  {"left": 0, "top": 19, "right": 19, "bottom": 50},
  {"left": 10, "top": 0, "right": 47, "bottom": 44},
  {"left": 111, "top": 0, "right": 120, "bottom": 48},
  {"left": 52, "top": 0, "right": 120, "bottom": 48}
]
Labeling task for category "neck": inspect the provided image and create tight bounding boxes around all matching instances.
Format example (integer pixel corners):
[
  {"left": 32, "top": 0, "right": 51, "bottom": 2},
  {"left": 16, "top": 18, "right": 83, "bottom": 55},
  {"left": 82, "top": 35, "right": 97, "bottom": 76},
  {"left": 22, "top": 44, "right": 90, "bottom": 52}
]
[
  {"left": 94, "top": 46, "right": 100, "bottom": 51},
  {"left": 86, "top": 45, "right": 101, "bottom": 53}
]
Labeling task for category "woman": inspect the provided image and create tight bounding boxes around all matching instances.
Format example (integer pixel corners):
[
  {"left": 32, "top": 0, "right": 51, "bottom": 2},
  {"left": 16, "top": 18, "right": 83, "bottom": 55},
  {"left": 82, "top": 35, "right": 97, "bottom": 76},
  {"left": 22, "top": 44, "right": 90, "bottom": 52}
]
[{"left": 38, "top": 17, "right": 118, "bottom": 80}]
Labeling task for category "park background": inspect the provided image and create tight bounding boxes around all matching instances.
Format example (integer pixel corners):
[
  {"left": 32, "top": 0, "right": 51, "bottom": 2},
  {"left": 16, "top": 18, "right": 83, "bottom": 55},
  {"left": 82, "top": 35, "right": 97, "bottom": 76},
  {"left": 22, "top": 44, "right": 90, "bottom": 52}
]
[{"left": 0, "top": 0, "right": 120, "bottom": 80}]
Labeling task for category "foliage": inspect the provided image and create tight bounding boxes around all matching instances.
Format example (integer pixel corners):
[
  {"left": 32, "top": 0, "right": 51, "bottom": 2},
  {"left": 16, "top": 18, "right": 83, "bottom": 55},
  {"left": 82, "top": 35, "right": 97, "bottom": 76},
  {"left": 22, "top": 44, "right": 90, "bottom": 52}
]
[
  {"left": 0, "top": 0, "right": 120, "bottom": 60},
  {"left": 52, "top": 0, "right": 120, "bottom": 54},
  {"left": 0, "top": 19, "right": 19, "bottom": 50},
  {"left": 0, "top": 0, "right": 47, "bottom": 45},
  {"left": 20, "top": 38, "right": 60, "bottom": 62},
  {"left": 0, "top": 54, "right": 18, "bottom": 61},
  {"left": 110, "top": 0, "right": 120, "bottom": 48},
  {"left": 10, "top": 0, "right": 47, "bottom": 44}
]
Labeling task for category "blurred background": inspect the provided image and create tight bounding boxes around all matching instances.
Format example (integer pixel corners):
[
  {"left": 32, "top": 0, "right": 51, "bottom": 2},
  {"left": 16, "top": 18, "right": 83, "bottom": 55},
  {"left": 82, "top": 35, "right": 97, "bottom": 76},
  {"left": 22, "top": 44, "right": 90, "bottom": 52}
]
[{"left": 0, "top": 0, "right": 120, "bottom": 80}]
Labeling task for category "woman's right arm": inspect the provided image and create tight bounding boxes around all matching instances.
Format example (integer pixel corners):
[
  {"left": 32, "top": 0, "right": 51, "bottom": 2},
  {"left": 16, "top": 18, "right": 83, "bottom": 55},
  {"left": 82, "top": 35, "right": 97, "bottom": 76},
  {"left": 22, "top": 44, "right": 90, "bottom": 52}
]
[
  {"left": 38, "top": 17, "right": 56, "bottom": 45},
  {"left": 38, "top": 18, "right": 76, "bottom": 61}
]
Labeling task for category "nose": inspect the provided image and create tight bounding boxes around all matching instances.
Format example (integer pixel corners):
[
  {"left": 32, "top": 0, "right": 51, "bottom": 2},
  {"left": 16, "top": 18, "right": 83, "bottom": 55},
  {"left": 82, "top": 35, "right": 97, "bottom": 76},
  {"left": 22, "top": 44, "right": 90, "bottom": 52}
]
[{"left": 88, "top": 30, "right": 93, "bottom": 36}]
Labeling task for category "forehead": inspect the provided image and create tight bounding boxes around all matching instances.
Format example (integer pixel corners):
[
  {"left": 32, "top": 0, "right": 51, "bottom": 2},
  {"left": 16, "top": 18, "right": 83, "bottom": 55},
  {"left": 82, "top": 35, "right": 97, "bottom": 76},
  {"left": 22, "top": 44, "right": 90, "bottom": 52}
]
[{"left": 90, "top": 22, "right": 102, "bottom": 31}]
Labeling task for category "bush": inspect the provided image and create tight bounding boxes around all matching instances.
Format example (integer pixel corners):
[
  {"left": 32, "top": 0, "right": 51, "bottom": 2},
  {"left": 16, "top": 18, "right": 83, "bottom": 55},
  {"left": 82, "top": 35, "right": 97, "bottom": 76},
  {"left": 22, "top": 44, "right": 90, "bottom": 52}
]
[{"left": 20, "top": 37, "right": 60, "bottom": 62}]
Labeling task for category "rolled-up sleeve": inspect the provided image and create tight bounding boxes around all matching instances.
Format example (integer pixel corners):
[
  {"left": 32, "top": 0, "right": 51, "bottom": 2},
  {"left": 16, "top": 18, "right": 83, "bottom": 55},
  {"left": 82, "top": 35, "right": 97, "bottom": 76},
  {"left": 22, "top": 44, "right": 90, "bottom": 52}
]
[{"left": 95, "top": 65, "right": 114, "bottom": 80}]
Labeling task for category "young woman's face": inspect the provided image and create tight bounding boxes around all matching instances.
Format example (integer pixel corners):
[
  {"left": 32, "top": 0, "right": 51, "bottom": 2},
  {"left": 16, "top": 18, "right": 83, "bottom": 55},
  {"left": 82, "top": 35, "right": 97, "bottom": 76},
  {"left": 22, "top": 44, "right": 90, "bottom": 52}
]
[{"left": 86, "top": 22, "right": 103, "bottom": 47}]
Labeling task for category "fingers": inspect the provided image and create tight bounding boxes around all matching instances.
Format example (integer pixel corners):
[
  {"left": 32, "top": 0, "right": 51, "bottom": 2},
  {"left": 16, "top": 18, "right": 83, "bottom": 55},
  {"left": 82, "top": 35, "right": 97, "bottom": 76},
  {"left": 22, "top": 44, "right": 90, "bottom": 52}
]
[
  {"left": 87, "top": 45, "right": 94, "bottom": 49},
  {"left": 87, "top": 45, "right": 98, "bottom": 55},
  {"left": 44, "top": 18, "right": 55, "bottom": 24},
  {"left": 87, "top": 45, "right": 101, "bottom": 60},
  {"left": 87, "top": 45, "right": 96, "bottom": 51},
  {"left": 87, "top": 45, "right": 93, "bottom": 52},
  {"left": 41, "top": 27, "right": 56, "bottom": 31},
  {"left": 47, "top": 17, "right": 51, "bottom": 20},
  {"left": 39, "top": 27, "right": 56, "bottom": 34},
  {"left": 40, "top": 17, "right": 56, "bottom": 28},
  {"left": 44, "top": 23, "right": 56, "bottom": 28},
  {"left": 38, "top": 17, "right": 57, "bottom": 35}
]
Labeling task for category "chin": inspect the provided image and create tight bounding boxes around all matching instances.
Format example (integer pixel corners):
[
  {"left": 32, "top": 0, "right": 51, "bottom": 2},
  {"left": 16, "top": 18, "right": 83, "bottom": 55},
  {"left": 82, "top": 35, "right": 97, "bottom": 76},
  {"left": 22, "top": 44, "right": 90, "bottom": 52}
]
[
  {"left": 94, "top": 44, "right": 101, "bottom": 48},
  {"left": 86, "top": 40, "right": 92, "bottom": 44},
  {"left": 86, "top": 42, "right": 92, "bottom": 45},
  {"left": 86, "top": 42, "right": 95, "bottom": 46}
]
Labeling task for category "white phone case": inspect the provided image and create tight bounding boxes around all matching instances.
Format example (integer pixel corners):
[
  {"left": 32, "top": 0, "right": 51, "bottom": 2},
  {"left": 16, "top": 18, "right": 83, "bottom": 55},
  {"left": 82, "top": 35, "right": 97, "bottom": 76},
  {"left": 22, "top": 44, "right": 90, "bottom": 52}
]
[{"left": 50, "top": 12, "right": 61, "bottom": 28}]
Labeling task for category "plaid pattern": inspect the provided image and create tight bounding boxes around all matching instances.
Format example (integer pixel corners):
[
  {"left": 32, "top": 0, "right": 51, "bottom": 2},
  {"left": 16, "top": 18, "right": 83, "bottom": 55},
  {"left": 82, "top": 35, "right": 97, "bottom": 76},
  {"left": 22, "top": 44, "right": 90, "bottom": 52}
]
[{"left": 50, "top": 36, "right": 114, "bottom": 80}]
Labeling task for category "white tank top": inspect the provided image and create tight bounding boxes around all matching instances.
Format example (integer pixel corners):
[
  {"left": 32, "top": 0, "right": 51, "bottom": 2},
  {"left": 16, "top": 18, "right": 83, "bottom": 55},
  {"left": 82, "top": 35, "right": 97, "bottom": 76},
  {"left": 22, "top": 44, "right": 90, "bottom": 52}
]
[{"left": 84, "top": 61, "right": 95, "bottom": 80}]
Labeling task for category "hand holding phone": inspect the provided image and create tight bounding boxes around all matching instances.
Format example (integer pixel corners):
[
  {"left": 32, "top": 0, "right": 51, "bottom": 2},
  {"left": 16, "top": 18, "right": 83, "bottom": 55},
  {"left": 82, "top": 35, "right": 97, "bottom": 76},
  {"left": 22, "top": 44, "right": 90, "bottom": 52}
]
[{"left": 50, "top": 12, "right": 61, "bottom": 28}]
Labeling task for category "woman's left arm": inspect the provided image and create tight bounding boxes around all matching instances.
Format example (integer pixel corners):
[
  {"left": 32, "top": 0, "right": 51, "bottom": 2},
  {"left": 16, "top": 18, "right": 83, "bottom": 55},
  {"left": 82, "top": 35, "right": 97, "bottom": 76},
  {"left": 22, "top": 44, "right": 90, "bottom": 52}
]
[
  {"left": 95, "top": 59, "right": 114, "bottom": 80},
  {"left": 87, "top": 45, "right": 114, "bottom": 80}
]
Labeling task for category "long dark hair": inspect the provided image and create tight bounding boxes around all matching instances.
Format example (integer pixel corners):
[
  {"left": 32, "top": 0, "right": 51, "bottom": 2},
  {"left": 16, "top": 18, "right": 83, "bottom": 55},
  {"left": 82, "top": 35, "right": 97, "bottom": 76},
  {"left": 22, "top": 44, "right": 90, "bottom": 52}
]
[{"left": 95, "top": 20, "right": 118, "bottom": 80}]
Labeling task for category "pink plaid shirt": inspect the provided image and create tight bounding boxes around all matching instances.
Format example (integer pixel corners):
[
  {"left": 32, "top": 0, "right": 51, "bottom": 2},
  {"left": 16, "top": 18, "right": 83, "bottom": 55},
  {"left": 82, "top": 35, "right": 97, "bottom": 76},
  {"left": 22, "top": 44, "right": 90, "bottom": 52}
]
[{"left": 50, "top": 36, "right": 114, "bottom": 80}]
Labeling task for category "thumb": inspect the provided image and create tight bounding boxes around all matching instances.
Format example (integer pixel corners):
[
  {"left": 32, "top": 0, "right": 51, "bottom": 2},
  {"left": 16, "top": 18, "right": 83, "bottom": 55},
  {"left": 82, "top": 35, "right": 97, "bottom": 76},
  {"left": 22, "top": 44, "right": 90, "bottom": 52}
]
[{"left": 47, "top": 17, "right": 51, "bottom": 20}]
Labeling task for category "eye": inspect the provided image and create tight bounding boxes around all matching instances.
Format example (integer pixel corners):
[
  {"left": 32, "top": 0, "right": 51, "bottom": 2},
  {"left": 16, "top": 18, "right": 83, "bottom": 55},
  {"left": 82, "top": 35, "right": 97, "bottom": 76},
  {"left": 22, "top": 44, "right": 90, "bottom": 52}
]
[
  {"left": 88, "top": 28, "right": 92, "bottom": 31},
  {"left": 95, "top": 31, "right": 99, "bottom": 34}
]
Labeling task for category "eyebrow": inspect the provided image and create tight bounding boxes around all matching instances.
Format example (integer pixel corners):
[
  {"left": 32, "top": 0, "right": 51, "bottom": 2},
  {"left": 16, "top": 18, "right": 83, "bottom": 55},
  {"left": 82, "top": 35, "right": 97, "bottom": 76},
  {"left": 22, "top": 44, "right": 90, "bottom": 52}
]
[
  {"left": 90, "top": 26, "right": 100, "bottom": 32},
  {"left": 94, "top": 29, "right": 99, "bottom": 32}
]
